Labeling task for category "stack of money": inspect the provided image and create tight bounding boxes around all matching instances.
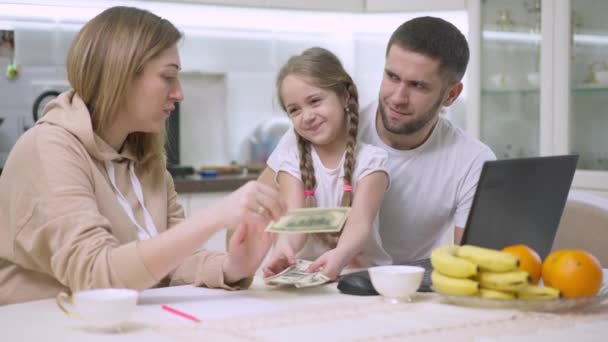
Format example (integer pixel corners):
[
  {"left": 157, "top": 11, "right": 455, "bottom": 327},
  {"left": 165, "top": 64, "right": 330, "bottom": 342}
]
[
  {"left": 264, "top": 259, "right": 331, "bottom": 288},
  {"left": 265, "top": 207, "right": 351, "bottom": 234}
]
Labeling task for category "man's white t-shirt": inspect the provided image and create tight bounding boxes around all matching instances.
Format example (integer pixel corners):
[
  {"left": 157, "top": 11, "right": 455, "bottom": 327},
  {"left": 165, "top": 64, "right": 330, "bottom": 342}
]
[
  {"left": 268, "top": 142, "right": 392, "bottom": 267},
  {"left": 268, "top": 101, "right": 496, "bottom": 263}
]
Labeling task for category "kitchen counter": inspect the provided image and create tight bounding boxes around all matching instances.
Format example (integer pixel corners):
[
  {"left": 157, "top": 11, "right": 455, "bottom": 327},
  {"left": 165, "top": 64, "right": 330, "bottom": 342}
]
[{"left": 173, "top": 173, "right": 259, "bottom": 193}]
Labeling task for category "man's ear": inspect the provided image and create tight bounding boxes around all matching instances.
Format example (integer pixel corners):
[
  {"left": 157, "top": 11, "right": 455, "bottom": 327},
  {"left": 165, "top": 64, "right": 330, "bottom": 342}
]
[{"left": 442, "top": 82, "right": 463, "bottom": 107}]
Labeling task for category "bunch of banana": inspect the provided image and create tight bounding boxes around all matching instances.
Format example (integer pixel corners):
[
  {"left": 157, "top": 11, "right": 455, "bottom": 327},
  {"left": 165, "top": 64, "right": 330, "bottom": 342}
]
[
  {"left": 456, "top": 245, "right": 529, "bottom": 298},
  {"left": 430, "top": 245, "right": 561, "bottom": 300},
  {"left": 430, "top": 246, "right": 480, "bottom": 296}
]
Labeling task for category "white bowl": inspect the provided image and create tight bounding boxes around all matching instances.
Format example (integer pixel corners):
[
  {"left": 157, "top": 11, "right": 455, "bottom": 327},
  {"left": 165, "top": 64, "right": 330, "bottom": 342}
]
[{"left": 368, "top": 265, "right": 425, "bottom": 303}]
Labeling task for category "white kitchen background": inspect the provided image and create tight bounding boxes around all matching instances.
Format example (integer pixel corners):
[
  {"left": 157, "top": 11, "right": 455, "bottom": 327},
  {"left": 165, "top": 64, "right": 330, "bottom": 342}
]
[{"left": 0, "top": 0, "right": 467, "bottom": 169}]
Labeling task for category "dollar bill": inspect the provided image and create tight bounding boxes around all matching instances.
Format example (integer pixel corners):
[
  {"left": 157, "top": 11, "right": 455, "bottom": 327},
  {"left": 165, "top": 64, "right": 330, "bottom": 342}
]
[
  {"left": 264, "top": 259, "right": 331, "bottom": 288},
  {"left": 265, "top": 207, "right": 351, "bottom": 234}
]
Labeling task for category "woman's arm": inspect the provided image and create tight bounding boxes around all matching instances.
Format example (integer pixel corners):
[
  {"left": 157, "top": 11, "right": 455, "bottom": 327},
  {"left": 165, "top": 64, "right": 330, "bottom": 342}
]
[{"left": 140, "top": 180, "right": 284, "bottom": 282}]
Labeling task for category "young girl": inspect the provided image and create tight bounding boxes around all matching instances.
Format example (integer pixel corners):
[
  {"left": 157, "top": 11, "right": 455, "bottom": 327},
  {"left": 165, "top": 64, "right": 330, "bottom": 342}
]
[{"left": 263, "top": 47, "right": 392, "bottom": 280}]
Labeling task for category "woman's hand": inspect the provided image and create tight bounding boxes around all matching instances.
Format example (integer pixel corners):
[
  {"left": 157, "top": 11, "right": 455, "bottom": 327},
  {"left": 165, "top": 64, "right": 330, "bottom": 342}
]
[
  {"left": 307, "top": 248, "right": 348, "bottom": 281},
  {"left": 262, "top": 243, "right": 296, "bottom": 278},
  {"left": 222, "top": 222, "right": 273, "bottom": 284},
  {"left": 214, "top": 181, "right": 286, "bottom": 230}
]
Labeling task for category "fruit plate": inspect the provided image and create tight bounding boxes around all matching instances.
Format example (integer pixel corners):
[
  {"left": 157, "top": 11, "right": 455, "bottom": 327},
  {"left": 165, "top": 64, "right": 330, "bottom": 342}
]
[{"left": 436, "top": 285, "right": 608, "bottom": 312}]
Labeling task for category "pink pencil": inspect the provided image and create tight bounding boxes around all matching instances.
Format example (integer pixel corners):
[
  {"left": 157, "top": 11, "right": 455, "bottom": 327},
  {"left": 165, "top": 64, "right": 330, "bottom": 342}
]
[{"left": 161, "top": 304, "right": 201, "bottom": 323}]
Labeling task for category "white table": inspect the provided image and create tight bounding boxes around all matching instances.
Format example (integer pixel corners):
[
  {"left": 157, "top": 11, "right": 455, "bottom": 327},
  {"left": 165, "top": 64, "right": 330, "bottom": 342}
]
[{"left": 1, "top": 274, "right": 607, "bottom": 342}]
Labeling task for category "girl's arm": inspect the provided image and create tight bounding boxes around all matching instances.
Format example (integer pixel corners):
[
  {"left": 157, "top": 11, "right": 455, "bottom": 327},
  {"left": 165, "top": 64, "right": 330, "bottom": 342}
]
[
  {"left": 309, "top": 171, "right": 389, "bottom": 279},
  {"left": 276, "top": 171, "right": 308, "bottom": 250}
]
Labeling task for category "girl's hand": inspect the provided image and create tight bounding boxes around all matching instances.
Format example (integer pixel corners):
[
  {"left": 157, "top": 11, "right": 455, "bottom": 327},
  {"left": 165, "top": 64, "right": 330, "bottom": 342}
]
[
  {"left": 215, "top": 181, "right": 286, "bottom": 230},
  {"left": 262, "top": 244, "right": 296, "bottom": 278},
  {"left": 222, "top": 222, "right": 273, "bottom": 284},
  {"left": 307, "top": 248, "right": 348, "bottom": 280}
]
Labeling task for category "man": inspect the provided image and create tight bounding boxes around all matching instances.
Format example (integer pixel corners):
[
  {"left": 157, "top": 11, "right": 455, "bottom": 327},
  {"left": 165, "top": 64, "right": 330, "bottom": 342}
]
[{"left": 260, "top": 16, "right": 495, "bottom": 264}]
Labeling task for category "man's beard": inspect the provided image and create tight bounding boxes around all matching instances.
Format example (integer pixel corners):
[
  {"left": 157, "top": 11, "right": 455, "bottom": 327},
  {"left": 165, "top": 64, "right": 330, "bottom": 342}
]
[{"left": 379, "top": 91, "right": 445, "bottom": 135}]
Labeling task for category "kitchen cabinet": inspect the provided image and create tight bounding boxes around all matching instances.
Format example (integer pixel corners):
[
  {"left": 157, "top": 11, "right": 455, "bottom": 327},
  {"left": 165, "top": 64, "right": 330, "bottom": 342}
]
[{"left": 467, "top": 0, "right": 608, "bottom": 197}]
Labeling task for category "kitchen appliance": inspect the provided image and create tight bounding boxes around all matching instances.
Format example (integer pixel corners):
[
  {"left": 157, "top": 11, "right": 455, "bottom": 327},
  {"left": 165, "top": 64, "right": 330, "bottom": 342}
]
[{"left": 32, "top": 89, "right": 61, "bottom": 122}]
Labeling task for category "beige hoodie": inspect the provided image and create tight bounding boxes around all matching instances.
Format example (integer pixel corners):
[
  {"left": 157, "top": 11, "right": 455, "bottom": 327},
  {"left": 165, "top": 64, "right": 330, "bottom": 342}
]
[{"left": 0, "top": 91, "right": 242, "bottom": 305}]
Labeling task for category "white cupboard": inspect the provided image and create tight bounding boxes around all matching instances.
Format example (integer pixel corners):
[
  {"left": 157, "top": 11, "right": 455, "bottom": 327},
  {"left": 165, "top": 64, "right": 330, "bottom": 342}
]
[{"left": 467, "top": 0, "right": 608, "bottom": 197}]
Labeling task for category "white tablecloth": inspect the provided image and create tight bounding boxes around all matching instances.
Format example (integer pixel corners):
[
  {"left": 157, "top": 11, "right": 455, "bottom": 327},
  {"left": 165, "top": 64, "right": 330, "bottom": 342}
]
[{"left": 1, "top": 273, "right": 607, "bottom": 342}]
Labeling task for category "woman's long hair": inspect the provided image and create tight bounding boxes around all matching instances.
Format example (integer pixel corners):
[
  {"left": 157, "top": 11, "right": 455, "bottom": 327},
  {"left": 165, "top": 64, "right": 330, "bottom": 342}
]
[{"left": 66, "top": 6, "right": 182, "bottom": 170}]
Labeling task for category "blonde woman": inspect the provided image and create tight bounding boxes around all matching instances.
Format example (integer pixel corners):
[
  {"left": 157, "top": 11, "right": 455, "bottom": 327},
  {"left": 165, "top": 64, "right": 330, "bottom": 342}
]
[
  {"left": 263, "top": 47, "right": 391, "bottom": 280},
  {"left": 0, "top": 6, "right": 285, "bottom": 305}
]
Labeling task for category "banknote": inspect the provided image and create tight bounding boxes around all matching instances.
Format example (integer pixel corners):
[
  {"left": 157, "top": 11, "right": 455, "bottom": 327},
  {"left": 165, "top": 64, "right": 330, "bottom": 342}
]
[
  {"left": 264, "top": 259, "right": 331, "bottom": 288},
  {"left": 265, "top": 207, "right": 351, "bottom": 234}
]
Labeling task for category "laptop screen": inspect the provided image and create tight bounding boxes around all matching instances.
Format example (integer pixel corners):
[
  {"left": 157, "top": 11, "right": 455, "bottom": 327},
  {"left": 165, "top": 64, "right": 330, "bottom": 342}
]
[{"left": 461, "top": 155, "right": 579, "bottom": 259}]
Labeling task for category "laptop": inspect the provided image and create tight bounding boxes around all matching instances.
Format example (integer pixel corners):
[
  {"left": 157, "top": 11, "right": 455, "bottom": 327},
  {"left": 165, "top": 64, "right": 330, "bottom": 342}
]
[{"left": 338, "top": 154, "right": 579, "bottom": 295}]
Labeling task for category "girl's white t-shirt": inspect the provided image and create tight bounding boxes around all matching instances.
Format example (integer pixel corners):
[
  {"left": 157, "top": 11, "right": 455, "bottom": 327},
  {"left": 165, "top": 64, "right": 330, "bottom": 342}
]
[{"left": 270, "top": 141, "right": 392, "bottom": 268}]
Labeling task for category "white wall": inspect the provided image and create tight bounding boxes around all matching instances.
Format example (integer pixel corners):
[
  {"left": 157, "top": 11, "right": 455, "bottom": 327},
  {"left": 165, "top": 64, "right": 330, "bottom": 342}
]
[{"left": 0, "top": 1, "right": 467, "bottom": 168}]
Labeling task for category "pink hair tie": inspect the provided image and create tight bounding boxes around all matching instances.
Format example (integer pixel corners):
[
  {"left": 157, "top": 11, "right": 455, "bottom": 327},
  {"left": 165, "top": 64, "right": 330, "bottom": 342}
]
[
  {"left": 343, "top": 185, "right": 353, "bottom": 192},
  {"left": 304, "top": 189, "right": 315, "bottom": 197}
]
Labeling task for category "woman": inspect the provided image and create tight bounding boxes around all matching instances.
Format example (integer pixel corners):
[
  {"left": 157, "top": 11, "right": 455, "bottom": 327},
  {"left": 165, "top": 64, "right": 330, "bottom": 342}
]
[{"left": 0, "top": 6, "right": 285, "bottom": 305}]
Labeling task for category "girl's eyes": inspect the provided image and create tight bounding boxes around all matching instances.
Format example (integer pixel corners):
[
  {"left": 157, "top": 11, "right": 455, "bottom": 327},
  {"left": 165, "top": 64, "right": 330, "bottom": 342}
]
[{"left": 310, "top": 97, "right": 322, "bottom": 106}]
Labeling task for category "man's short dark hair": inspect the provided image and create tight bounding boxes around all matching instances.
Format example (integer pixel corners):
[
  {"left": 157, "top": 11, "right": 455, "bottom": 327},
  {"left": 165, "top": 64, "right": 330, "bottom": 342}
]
[{"left": 386, "top": 16, "right": 469, "bottom": 83}]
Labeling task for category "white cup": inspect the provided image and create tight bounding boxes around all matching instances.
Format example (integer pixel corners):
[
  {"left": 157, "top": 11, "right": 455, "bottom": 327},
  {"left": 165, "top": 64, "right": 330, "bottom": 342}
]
[
  {"left": 368, "top": 265, "right": 425, "bottom": 303},
  {"left": 56, "top": 288, "right": 138, "bottom": 329}
]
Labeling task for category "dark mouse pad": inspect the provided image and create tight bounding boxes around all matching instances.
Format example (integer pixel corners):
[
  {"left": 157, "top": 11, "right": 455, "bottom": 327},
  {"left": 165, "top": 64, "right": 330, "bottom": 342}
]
[{"left": 337, "top": 269, "right": 433, "bottom": 296}]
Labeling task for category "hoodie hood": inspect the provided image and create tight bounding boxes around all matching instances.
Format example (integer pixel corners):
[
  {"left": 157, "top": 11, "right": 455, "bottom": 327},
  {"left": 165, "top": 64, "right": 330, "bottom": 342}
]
[{"left": 38, "top": 90, "right": 136, "bottom": 163}]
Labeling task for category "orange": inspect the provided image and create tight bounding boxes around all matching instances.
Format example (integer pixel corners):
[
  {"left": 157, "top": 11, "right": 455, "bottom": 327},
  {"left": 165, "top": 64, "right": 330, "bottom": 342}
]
[
  {"left": 502, "top": 244, "right": 542, "bottom": 284},
  {"left": 543, "top": 249, "right": 603, "bottom": 298},
  {"left": 541, "top": 249, "right": 570, "bottom": 286}
]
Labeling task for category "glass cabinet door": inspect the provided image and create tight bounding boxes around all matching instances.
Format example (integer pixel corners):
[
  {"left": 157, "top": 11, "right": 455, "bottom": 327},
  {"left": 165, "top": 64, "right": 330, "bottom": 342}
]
[
  {"left": 479, "top": 0, "right": 542, "bottom": 159},
  {"left": 569, "top": 0, "right": 608, "bottom": 171}
]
